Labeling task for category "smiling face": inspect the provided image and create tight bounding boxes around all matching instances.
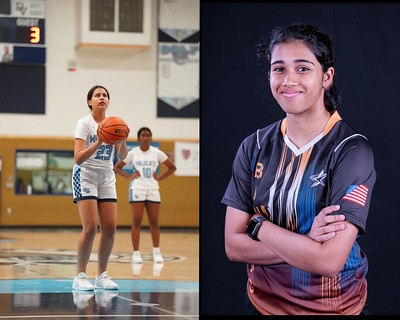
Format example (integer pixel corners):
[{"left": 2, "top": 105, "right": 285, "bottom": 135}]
[{"left": 269, "top": 40, "right": 333, "bottom": 116}]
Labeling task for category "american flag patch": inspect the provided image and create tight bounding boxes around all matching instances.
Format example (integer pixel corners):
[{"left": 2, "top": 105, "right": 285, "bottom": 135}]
[{"left": 342, "top": 184, "right": 368, "bottom": 207}]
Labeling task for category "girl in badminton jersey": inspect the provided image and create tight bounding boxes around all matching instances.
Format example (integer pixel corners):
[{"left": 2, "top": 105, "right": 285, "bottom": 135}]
[
  {"left": 222, "top": 24, "right": 376, "bottom": 315},
  {"left": 72, "top": 85, "right": 128, "bottom": 291}
]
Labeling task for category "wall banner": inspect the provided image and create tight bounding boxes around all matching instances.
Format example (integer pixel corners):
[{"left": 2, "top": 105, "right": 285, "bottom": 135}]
[
  {"left": 157, "top": 0, "right": 199, "bottom": 118},
  {"left": 174, "top": 141, "right": 199, "bottom": 176}
]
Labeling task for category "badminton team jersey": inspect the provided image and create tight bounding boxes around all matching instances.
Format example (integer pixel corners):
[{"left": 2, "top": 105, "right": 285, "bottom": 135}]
[{"left": 222, "top": 111, "right": 376, "bottom": 315}]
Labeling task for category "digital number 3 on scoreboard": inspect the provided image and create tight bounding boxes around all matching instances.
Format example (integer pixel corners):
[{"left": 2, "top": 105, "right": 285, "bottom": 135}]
[
  {"left": 14, "top": 17, "right": 45, "bottom": 45},
  {"left": 30, "top": 26, "right": 40, "bottom": 43}
]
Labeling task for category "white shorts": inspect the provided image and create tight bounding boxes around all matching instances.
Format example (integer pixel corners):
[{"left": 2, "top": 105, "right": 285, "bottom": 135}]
[
  {"left": 129, "top": 188, "right": 161, "bottom": 203},
  {"left": 72, "top": 164, "right": 117, "bottom": 203}
]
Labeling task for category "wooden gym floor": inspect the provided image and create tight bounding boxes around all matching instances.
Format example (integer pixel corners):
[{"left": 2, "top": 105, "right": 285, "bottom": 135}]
[{"left": 0, "top": 227, "right": 199, "bottom": 319}]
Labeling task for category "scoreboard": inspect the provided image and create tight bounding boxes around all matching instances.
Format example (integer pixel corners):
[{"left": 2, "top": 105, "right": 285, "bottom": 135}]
[
  {"left": 0, "top": 0, "right": 46, "bottom": 65},
  {"left": 1, "top": 16, "right": 45, "bottom": 44},
  {"left": 0, "top": 0, "right": 46, "bottom": 114}
]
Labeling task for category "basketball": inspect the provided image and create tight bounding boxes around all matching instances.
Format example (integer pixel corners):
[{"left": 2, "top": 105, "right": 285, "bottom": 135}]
[{"left": 97, "top": 116, "right": 130, "bottom": 144}]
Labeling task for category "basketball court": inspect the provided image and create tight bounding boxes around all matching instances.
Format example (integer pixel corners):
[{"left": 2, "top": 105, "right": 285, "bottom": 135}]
[{"left": 0, "top": 227, "right": 199, "bottom": 319}]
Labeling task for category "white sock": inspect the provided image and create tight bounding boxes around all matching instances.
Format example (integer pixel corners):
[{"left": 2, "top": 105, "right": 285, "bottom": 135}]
[
  {"left": 134, "top": 250, "right": 141, "bottom": 255},
  {"left": 153, "top": 247, "right": 161, "bottom": 255}
]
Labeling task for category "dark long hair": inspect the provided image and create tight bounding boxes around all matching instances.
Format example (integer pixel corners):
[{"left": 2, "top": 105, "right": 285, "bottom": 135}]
[
  {"left": 86, "top": 85, "right": 110, "bottom": 110},
  {"left": 256, "top": 23, "right": 341, "bottom": 112}
]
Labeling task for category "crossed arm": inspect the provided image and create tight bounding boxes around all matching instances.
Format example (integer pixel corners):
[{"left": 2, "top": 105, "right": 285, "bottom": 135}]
[{"left": 224, "top": 205, "right": 358, "bottom": 277}]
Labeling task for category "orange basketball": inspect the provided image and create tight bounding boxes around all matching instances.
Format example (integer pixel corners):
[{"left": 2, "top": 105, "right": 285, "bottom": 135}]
[{"left": 97, "top": 116, "right": 130, "bottom": 144}]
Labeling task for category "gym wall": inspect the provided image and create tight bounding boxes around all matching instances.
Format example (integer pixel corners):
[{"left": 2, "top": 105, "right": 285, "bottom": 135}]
[
  {"left": 0, "top": 0, "right": 199, "bottom": 228},
  {"left": 0, "top": 136, "right": 199, "bottom": 227}
]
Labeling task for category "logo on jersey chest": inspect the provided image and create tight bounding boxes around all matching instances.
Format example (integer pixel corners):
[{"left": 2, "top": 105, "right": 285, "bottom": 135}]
[
  {"left": 310, "top": 170, "right": 327, "bottom": 187},
  {"left": 254, "top": 162, "right": 264, "bottom": 179}
]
